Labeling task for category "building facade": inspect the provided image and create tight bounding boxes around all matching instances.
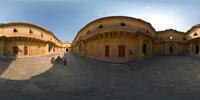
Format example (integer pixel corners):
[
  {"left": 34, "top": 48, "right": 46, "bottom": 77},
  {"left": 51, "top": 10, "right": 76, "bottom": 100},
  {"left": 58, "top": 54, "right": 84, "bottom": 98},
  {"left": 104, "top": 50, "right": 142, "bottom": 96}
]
[
  {"left": 71, "top": 16, "right": 200, "bottom": 62},
  {"left": 62, "top": 41, "right": 71, "bottom": 52},
  {"left": 0, "top": 22, "right": 66, "bottom": 58}
]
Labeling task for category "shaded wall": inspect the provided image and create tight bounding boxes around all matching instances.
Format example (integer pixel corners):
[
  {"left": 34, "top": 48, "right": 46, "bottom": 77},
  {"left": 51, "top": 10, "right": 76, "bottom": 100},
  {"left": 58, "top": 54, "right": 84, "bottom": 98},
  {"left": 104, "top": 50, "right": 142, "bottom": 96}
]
[{"left": 73, "top": 32, "right": 153, "bottom": 61}]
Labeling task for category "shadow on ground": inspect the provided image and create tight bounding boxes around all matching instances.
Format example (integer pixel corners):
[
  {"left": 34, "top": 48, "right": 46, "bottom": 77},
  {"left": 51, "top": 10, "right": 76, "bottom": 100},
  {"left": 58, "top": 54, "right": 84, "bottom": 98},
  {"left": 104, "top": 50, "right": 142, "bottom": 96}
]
[{"left": 1, "top": 53, "right": 200, "bottom": 100}]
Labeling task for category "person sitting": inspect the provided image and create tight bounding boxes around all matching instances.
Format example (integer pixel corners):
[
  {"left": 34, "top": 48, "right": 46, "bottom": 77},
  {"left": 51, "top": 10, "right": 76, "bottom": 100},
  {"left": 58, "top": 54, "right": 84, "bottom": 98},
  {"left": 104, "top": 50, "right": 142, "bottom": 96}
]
[
  {"left": 63, "top": 58, "right": 67, "bottom": 66},
  {"left": 55, "top": 56, "right": 61, "bottom": 63},
  {"left": 51, "top": 57, "right": 55, "bottom": 64}
]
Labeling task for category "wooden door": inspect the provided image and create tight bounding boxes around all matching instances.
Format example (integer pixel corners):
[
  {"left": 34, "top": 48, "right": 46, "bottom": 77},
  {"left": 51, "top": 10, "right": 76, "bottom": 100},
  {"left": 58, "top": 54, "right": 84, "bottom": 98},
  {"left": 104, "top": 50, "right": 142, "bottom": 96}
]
[
  {"left": 195, "top": 45, "right": 199, "bottom": 55},
  {"left": 169, "top": 46, "right": 173, "bottom": 54},
  {"left": 13, "top": 46, "right": 18, "bottom": 56},
  {"left": 118, "top": 45, "right": 125, "bottom": 57},
  {"left": 143, "top": 44, "right": 147, "bottom": 56},
  {"left": 105, "top": 45, "right": 110, "bottom": 57},
  {"left": 24, "top": 46, "right": 28, "bottom": 55}
]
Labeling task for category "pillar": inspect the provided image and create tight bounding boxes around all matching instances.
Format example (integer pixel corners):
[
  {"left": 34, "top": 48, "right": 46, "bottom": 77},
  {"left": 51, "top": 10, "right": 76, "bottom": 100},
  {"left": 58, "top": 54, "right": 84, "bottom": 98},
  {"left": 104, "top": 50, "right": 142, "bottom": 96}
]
[
  {"left": 0, "top": 40, "right": 4, "bottom": 57},
  {"left": 190, "top": 42, "right": 193, "bottom": 56}
]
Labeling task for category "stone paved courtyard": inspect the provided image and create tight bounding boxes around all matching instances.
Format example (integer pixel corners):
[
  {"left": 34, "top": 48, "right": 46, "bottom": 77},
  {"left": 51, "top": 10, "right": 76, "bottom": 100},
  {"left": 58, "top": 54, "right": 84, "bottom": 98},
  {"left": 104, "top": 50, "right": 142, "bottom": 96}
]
[{"left": 1, "top": 53, "right": 200, "bottom": 100}]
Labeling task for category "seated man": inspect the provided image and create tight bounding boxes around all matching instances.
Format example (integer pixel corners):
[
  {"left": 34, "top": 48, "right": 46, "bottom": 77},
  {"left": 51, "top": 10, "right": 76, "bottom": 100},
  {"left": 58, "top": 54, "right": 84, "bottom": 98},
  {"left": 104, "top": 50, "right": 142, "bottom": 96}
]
[
  {"left": 63, "top": 58, "right": 67, "bottom": 66},
  {"left": 51, "top": 57, "right": 55, "bottom": 64},
  {"left": 55, "top": 56, "right": 61, "bottom": 63}
]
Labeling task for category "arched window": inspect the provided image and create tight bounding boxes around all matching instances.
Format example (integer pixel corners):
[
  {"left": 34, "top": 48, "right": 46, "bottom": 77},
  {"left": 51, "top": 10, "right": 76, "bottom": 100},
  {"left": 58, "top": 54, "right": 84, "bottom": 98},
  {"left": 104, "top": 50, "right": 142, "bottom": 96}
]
[
  {"left": 13, "top": 28, "right": 18, "bottom": 32},
  {"left": 120, "top": 22, "right": 126, "bottom": 26},
  {"left": 155, "top": 37, "right": 158, "bottom": 40},
  {"left": 98, "top": 24, "right": 103, "bottom": 29},
  {"left": 29, "top": 29, "right": 33, "bottom": 34},
  {"left": 194, "top": 32, "right": 198, "bottom": 36},
  {"left": 87, "top": 30, "right": 90, "bottom": 35}
]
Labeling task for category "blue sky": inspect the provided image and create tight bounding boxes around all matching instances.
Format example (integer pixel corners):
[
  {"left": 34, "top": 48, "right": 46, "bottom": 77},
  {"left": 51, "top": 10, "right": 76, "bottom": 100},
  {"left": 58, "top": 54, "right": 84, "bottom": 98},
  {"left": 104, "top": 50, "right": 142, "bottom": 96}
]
[{"left": 0, "top": 0, "right": 200, "bottom": 41}]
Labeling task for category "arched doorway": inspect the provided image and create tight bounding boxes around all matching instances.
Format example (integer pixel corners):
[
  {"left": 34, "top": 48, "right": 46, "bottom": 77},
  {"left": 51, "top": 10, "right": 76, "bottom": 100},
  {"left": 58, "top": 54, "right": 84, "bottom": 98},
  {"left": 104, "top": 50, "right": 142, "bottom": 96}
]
[
  {"left": 195, "top": 45, "right": 199, "bottom": 55},
  {"left": 79, "top": 44, "right": 82, "bottom": 53},
  {"left": 169, "top": 46, "right": 173, "bottom": 54},
  {"left": 48, "top": 45, "right": 52, "bottom": 52},
  {"left": 142, "top": 44, "right": 147, "bottom": 56},
  {"left": 118, "top": 45, "right": 125, "bottom": 57},
  {"left": 13, "top": 46, "right": 18, "bottom": 56},
  {"left": 24, "top": 46, "right": 28, "bottom": 55}
]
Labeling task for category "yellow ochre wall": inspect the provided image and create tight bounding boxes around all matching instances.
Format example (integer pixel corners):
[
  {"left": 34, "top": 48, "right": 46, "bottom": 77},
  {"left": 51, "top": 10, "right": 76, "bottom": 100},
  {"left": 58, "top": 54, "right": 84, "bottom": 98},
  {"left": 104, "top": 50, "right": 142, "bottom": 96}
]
[
  {"left": 0, "top": 22, "right": 66, "bottom": 58},
  {"left": 72, "top": 16, "right": 200, "bottom": 62}
]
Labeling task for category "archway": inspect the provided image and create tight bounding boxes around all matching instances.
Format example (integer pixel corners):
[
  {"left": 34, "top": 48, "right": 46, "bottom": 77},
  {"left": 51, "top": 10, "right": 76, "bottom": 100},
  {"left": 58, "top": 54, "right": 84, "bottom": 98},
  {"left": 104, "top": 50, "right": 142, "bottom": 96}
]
[
  {"left": 24, "top": 46, "right": 28, "bottom": 55},
  {"left": 169, "top": 46, "right": 174, "bottom": 54},
  {"left": 79, "top": 44, "right": 82, "bottom": 53},
  {"left": 142, "top": 39, "right": 151, "bottom": 56},
  {"left": 66, "top": 48, "right": 68, "bottom": 52},
  {"left": 142, "top": 44, "right": 147, "bottom": 56},
  {"left": 13, "top": 46, "right": 18, "bottom": 56},
  {"left": 195, "top": 45, "right": 199, "bottom": 55},
  {"left": 118, "top": 45, "right": 125, "bottom": 57}
]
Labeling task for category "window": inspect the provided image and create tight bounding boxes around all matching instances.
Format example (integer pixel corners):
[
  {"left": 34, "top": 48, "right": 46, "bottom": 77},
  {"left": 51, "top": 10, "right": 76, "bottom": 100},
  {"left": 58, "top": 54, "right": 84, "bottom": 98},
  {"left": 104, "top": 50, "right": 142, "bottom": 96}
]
[
  {"left": 118, "top": 45, "right": 125, "bottom": 57},
  {"left": 155, "top": 37, "right": 158, "bottom": 40},
  {"left": 41, "top": 33, "right": 43, "bottom": 37},
  {"left": 98, "top": 24, "right": 103, "bottom": 29},
  {"left": 29, "top": 29, "right": 33, "bottom": 34},
  {"left": 48, "top": 46, "right": 51, "bottom": 52},
  {"left": 194, "top": 32, "right": 198, "bottom": 36},
  {"left": 169, "top": 36, "right": 173, "bottom": 40},
  {"left": 87, "top": 31, "right": 90, "bottom": 34},
  {"left": 120, "top": 22, "right": 126, "bottom": 26},
  {"left": 13, "top": 28, "right": 18, "bottom": 32},
  {"left": 13, "top": 46, "right": 18, "bottom": 56}
]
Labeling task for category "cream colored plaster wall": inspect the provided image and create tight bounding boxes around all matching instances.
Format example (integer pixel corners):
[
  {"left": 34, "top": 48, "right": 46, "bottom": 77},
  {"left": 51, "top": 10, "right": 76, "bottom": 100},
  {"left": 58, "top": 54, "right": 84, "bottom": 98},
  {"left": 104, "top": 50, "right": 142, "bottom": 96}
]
[{"left": 4, "top": 41, "right": 48, "bottom": 57}]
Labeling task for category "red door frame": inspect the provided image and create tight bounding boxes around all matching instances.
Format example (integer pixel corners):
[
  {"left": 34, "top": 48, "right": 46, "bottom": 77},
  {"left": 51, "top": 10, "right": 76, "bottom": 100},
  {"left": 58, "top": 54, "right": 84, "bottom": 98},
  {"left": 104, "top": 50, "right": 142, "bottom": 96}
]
[
  {"left": 118, "top": 45, "right": 125, "bottom": 57},
  {"left": 13, "top": 46, "right": 18, "bottom": 56},
  {"left": 105, "top": 45, "right": 110, "bottom": 57},
  {"left": 24, "top": 46, "right": 28, "bottom": 55}
]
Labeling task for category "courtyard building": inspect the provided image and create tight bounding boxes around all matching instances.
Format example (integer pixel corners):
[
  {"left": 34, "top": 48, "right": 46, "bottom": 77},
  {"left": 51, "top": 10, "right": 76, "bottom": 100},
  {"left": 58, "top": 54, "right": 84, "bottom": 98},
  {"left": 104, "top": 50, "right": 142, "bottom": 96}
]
[
  {"left": 0, "top": 22, "right": 67, "bottom": 58},
  {"left": 71, "top": 16, "right": 200, "bottom": 62}
]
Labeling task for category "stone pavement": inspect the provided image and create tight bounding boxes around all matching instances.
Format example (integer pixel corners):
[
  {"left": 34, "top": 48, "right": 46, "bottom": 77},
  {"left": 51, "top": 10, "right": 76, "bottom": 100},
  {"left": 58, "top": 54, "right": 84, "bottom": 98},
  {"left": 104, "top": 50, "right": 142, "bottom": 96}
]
[{"left": 0, "top": 53, "right": 200, "bottom": 100}]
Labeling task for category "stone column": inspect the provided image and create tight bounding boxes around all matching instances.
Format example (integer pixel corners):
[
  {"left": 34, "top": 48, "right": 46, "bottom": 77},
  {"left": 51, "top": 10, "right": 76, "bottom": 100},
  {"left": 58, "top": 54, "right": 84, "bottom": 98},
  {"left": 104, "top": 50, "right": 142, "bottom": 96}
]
[
  {"left": 189, "top": 42, "right": 193, "bottom": 56},
  {"left": 198, "top": 44, "right": 200, "bottom": 56},
  {"left": 175, "top": 43, "right": 177, "bottom": 54},
  {"left": 164, "top": 42, "right": 168, "bottom": 55},
  {"left": 0, "top": 40, "right": 4, "bottom": 57},
  {"left": 149, "top": 40, "right": 153, "bottom": 55},
  {"left": 138, "top": 38, "right": 143, "bottom": 59}
]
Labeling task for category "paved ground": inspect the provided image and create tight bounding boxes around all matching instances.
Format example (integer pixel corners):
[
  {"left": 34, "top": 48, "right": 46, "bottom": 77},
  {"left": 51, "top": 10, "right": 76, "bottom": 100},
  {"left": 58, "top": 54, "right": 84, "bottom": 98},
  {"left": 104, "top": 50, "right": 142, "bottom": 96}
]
[{"left": 1, "top": 53, "right": 200, "bottom": 100}]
